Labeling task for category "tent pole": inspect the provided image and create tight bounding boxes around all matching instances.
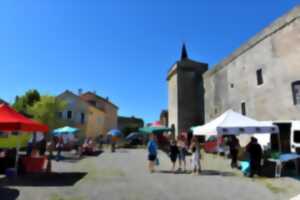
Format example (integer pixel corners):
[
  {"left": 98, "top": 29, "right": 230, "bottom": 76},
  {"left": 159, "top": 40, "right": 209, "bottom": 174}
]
[{"left": 15, "top": 132, "right": 20, "bottom": 176}]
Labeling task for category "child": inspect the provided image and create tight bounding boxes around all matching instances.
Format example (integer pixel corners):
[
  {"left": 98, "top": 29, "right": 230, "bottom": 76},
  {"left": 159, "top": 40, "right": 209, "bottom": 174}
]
[
  {"left": 190, "top": 137, "right": 201, "bottom": 175},
  {"left": 169, "top": 140, "right": 179, "bottom": 172}
]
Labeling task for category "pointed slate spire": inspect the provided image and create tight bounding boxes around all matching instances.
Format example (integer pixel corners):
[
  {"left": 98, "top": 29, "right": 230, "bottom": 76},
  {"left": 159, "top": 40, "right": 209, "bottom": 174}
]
[{"left": 181, "top": 43, "right": 188, "bottom": 60}]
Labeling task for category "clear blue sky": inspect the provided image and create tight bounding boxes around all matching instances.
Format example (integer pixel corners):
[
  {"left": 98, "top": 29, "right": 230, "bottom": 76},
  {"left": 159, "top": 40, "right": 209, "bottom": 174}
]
[{"left": 0, "top": 1, "right": 298, "bottom": 123}]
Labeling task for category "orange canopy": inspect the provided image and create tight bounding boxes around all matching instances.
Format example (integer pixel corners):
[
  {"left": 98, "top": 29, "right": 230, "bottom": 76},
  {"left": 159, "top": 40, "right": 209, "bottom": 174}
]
[{"left": 0, "top": 104, "right": 49, "bottom": 132}]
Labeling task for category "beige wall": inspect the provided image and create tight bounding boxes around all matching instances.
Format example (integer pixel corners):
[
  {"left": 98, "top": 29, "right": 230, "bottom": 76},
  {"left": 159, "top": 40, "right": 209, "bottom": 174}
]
[
  {"left": 168, "top": 65, "right": 179, "bottom": 135},
  {"left": 80, "top": 92, "right": 118, "bottom": 134},
  {"left": 103, "top": 103, "right": 118, "bottom": 133},
  {"left": 57, "top": 91, "right": 106, "bottom": 139},
  {"left": 85, "top": 106, "right": 105, "bottom": 138}
]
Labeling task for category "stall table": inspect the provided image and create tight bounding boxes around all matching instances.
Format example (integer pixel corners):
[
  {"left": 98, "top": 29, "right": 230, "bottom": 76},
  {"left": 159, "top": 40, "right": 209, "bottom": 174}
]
[
  {"left": 22, "top": 156, "right": 48, "bottom": 173},
  {"left": 268, "top": 153, "right": 300, "bottom": 177}
]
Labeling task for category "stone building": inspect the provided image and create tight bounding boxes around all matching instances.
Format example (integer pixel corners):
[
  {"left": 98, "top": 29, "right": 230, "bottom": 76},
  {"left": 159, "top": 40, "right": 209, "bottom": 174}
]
[
  {"left": 167, "top": 44, "right": 208, "bottom": 136},
  {"left": 80, "top": 91, "right": 118, "bottom": 133},
  {"left": 204, "top": 6, "right": 300, "bottom": 122},
  {"left": 167, "top": 6, "right": 300, "bottom": 136},
  {"left": 57, "top": 90, "right": 118, "bottom": 139},
  {"left": 117, "top": 116, "right": 144, "bottom": 132}
]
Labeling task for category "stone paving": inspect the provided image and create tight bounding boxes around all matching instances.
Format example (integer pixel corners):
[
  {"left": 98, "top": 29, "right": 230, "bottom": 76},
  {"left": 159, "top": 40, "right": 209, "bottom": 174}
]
[{"left": 1, "top": 149, "right": 300, "bottom": 200}]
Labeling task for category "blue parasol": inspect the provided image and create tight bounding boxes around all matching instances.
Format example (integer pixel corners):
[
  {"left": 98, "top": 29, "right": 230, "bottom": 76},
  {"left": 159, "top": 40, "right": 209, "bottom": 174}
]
[
  {"left": 108, "top": 129, "right": 122, "bottom": 137},
  {"left": 52, "top": 126, "right": 79, "bottom": 136}
]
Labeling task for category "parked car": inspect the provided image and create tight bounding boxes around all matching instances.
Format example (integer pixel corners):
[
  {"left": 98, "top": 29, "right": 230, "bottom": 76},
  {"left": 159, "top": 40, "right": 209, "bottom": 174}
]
[{"left": 203, "top": 136, "right": 226, "bottom": 154}]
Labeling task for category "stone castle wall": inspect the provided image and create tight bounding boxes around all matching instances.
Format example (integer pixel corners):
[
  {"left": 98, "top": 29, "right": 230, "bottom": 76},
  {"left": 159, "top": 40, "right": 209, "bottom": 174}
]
[{"left": 204, "top": 6, "right": 300, "bottom": 122}]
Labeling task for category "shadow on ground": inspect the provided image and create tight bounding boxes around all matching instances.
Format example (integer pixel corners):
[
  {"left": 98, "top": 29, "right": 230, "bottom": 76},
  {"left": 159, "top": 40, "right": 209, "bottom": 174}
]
[
  {"left": 158, "top": 170, "right": 192, "bottom": 175},
  {"left": 158, "top": 170, "right": 235, "bottom": 176},
  {"left": 200, "top": 170, "right": 235, "bottom": 176},
  {"left": 56, "top": 150, "right": 103, "bottom": 163},
  {"left": 0, "top": 187, "right": 20, "bottom": 200},
  {"left": 0, "top": 172, "right": 87, "bottom": 187},
  {"left": 81, "top": 150, "right": 103, "bottom": 157}
]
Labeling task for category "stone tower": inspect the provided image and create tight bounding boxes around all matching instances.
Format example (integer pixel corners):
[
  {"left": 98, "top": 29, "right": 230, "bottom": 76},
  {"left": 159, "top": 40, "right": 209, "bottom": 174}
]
[{"left": 167, "top": 44, "right": 208, "bottom": 136}]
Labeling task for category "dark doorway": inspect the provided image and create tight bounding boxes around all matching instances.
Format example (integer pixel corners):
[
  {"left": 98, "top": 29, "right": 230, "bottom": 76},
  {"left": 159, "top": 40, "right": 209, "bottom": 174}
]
[{"left": 271, "top": 123, "right": 291, "bottom": 153}]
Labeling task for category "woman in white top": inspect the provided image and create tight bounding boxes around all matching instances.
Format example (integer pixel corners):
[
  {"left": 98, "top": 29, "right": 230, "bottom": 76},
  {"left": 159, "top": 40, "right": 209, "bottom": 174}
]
[{"left": 190, "top": 136, "right": 201, "bottom": 175}]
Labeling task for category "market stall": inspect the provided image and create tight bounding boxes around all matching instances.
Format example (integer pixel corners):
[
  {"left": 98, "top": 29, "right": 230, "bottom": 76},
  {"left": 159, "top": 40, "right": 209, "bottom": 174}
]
[
  {"left": 0, "top": 103, "right": 48, "bottom": 175},
  {"left": 192, "top": 110, "right": 278, "bottom": 136},
  {"left": 192, "top": 110, "right": 300, "bottom": 177}
]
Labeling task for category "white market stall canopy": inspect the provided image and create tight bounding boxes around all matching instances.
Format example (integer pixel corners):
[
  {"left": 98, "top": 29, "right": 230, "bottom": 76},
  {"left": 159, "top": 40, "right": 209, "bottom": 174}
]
[{"left": 193, "top": 110, "right": 279, "bottom": 136}]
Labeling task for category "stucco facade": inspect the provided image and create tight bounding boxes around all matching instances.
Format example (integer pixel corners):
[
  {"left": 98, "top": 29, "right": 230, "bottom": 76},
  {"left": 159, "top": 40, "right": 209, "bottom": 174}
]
[
  {"left": 80, "top": 92, "right": 118, "bottom": 134},
  {"left": 57, "top": 90, "right": 116, "bottom": 139}
]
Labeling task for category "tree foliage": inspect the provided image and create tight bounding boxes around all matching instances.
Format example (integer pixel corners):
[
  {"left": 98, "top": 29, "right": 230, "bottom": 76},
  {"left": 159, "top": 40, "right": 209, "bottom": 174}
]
[
  {"left": 13, "top": 89, "right": 41, "bottom": 117},
  {"left": 28, "top": 96, "right": 67, "bottom": 130}
]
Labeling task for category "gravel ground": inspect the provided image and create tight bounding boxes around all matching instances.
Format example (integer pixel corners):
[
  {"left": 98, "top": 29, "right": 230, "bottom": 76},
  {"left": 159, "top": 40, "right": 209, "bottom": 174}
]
[{"left": 1, "top": 148, "right": 300, "bottom": 200}]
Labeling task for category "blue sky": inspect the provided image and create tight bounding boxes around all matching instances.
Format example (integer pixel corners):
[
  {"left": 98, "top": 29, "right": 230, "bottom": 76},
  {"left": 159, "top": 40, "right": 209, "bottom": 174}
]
[{"left": 0, "top": 0, "right": 298, "bottom": 123}]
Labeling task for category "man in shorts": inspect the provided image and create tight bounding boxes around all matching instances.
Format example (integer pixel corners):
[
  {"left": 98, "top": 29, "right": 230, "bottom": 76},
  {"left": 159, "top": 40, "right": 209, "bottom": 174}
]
[{"left": 147, "top": 134, "right": 158, "bottom": 173}]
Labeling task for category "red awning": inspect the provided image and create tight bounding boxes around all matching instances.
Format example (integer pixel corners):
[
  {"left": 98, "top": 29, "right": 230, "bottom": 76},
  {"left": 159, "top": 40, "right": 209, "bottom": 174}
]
[{"left": 0, "top": 104, "right": 49, "bottom": 132}]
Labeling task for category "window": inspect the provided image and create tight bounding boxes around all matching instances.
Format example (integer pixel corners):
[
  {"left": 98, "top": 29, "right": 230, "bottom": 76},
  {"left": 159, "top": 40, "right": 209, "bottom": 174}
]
[
  {"left": 58, "top": 112, "right": 63, "bottom": 119},
  {"left": 67, "top": 110, "right": 72, "bottom": 119},
  {"left": 294, "top": 131, "right": 300, "bottom": 143},
  {"left": 256, "top": 69, "right": 263, "bottom": 85},
  {"left": 88, "top": 100, "right": 96, "bottom": 106},
  {"left": 80, "top": 113, "right": 85, "bottom": 124},
  {"left": 214, "top": 108, "right": 218, "bottom": 114},
  {"left": 292, "top": 81, "right": 300, "bottom": 105},
  {"left": 241, "top": 102, "right": 246, "bottom": 115}
]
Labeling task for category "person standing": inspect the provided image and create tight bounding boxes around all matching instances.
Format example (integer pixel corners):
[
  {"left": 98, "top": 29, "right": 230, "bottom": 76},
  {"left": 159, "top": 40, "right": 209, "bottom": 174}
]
[
  {"left": 227, "top": 136, "right": 240, "bottom": 168},
  {"left": 56, "top": 136, "right": 64, "bottom": 161},
  {"left": 147, "top": 134, "right": 158, "bottom": 173},
  {"left": 177, "top": 137, "right": 187, "bottom": 172},
  {"left": 190, "top": 137, "right": 201, "bottom": 175},
  {"left": 246, "top": 137, "right": 262, "bottom": 177},
  {"left": 169, "top": 139, "right": 179, "bottom": 172}
]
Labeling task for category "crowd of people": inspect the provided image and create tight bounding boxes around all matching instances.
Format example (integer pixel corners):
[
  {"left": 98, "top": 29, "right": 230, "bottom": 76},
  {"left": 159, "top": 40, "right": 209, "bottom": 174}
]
[
  {"left": 146, "top": 133, "right": 263, "bottom": 178},
  {"left": 147, "top": 133, "right": 202, "bottom": 175}
]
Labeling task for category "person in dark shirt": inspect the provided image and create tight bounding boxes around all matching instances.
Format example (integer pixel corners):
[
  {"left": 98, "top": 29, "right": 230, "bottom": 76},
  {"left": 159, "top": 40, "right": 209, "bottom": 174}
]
[
  {"left": 246, "top": 137, "right": 262, "bottom": 177},
  {"left": 169, "top": 139, "right": 179, "bottom": 172},
  {"left": 227, "top": 136, "right": 240, "bottom": 168}
]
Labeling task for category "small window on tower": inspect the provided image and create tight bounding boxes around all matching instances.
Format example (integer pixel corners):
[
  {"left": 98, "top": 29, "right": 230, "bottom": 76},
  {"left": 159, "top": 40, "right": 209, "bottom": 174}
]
[
  {"left": 292, "top": 81, "right": 300, "bottom": 105},
  {"left": 241, "top": 102, "right": 246, "bottom": 115},
  {"left": 256, "top": 69, "right": 263, "bottom": 85}
]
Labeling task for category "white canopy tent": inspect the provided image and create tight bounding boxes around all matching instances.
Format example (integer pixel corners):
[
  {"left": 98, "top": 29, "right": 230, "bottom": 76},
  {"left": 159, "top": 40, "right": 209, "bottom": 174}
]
[{"left": 193, "top": 110, "right": 279, "bottom": 136}]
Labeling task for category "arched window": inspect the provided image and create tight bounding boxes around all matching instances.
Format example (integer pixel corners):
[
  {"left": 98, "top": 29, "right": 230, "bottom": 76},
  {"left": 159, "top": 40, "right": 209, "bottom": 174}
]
[{"left": 292, "top": 81, "right": 300, "bottom": 105}]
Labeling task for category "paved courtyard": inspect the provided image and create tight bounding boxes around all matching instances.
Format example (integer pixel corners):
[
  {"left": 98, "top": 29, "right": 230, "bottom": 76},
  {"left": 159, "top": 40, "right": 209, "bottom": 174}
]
[{"left": 1, "top": 149, "right": 300, "bottom": 200}]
